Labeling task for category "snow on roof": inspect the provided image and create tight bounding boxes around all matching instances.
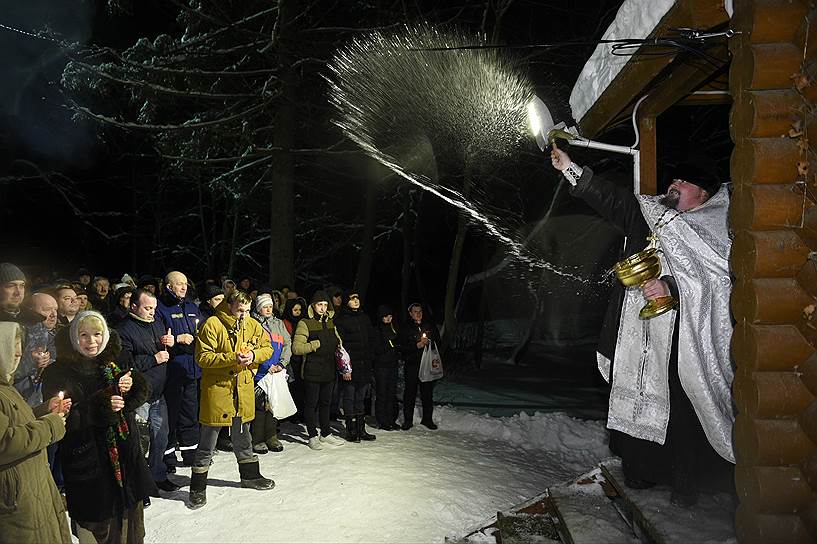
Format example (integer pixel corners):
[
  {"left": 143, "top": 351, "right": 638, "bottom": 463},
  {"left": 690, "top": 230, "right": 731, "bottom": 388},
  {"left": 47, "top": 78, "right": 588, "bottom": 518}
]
[{"left": 569, "top": 0, "right": 676, "bottom": 124}]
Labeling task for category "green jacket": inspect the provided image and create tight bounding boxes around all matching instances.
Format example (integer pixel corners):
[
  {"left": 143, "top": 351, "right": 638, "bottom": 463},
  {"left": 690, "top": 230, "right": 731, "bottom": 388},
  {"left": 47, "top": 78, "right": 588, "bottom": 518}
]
[{"left": 0, "top": 385, "right": 70, "bottom": 543}]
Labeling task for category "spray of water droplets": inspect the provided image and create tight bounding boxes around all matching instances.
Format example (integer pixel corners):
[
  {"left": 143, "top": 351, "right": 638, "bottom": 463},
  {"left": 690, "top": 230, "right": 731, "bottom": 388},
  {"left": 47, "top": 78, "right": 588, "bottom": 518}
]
[{"left": 326, "top": 24, "right": 589, "bottom": 282}]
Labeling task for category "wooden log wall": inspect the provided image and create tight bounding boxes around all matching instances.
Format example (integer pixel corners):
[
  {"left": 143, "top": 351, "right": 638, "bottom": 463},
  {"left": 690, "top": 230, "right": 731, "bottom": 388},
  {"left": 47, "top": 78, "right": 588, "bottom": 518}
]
[{"left": 730, "top": 1, "right": 817, "bottom": 542}]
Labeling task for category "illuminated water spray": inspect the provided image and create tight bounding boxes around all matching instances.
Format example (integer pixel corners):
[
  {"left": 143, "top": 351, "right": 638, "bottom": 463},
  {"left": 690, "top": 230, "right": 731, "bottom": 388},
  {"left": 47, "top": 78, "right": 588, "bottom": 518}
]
[{"left": 326, "top": 24, "right": 586, "bottom": 281}]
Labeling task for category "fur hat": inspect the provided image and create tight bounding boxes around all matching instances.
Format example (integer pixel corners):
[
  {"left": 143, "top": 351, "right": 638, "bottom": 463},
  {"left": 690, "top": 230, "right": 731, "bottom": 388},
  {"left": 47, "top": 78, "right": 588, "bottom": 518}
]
[
  {"left": 0, "top": 263, "right": 25, "bottom": 284},
  {"left": 255, "top": 293, "right": 273, "bottom": 313}
]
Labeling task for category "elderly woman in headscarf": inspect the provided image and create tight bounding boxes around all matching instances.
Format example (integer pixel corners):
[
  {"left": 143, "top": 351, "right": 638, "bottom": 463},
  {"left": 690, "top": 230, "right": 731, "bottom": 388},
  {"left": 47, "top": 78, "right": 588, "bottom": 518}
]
[
  {"left": 42, "top": 311, "right": 156, "bottom": 544},
  {"left": 0, "top": 321, "right": 72, "bottom": 543}
]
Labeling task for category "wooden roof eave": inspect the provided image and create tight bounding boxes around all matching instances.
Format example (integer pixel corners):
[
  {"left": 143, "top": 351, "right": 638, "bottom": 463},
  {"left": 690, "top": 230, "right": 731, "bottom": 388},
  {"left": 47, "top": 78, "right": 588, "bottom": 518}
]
[{"left": 577, "top": 0, "right": 730, "bottom": 139}]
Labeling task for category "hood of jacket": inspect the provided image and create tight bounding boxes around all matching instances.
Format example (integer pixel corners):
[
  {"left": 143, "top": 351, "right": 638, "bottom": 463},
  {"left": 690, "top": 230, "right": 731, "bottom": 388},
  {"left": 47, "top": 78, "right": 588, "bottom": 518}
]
[{"left": 0, "top": 322, "right": 22, "bottom": 385}]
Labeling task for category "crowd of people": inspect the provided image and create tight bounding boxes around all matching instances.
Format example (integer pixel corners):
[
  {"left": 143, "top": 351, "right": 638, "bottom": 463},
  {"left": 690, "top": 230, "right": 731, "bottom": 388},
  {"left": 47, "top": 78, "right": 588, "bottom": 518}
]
[{"left": 0, "top": 263, "right": 441, "bottom": 543}]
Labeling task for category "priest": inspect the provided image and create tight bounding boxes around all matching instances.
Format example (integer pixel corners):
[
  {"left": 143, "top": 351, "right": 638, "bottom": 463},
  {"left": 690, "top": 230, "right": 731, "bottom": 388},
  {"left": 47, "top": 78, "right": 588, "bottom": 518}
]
[{"left": 550, "top": 145, "right": 735, "bottom": 507}]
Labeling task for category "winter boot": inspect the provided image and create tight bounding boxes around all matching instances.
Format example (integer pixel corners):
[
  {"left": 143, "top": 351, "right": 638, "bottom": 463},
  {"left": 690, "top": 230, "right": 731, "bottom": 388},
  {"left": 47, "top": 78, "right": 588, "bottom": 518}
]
[
  {"left": 238, "top": 461, "right": 275, "bottom": 490},
  {"left": 251, "top": 409, "right": 268, "bottom": 454},
  {"left": 265, "top": 417, "right": 283, "bottom": 452},
  {"left": 357, "top": 415, "right": 376, "bottom": 441},
  {"left": 188, "top": 470, "right": 208, "bottom": 509},
  {"left": 345, "top": 417, "right": 359, "bottom": 443}
]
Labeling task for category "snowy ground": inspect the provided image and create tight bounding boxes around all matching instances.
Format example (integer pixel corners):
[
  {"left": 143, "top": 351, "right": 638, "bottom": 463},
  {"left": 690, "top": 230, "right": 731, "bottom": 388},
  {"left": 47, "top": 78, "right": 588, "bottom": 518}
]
[{"left": 144, "top": 407, "right": 609, "bottom": 543}]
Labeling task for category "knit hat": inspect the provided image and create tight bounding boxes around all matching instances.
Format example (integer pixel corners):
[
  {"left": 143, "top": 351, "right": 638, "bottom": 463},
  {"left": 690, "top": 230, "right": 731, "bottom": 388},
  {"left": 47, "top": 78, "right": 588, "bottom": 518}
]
[
  {"left": 70, "top": 310, "right": 110, "bottom": 357},
  {"left": 255, "top": 293, "right": 273, "bottom": 313},
  {"left": 0, "top": 263, "right": 25, "bottom": 284},
  {"left": 202, "top": 284, "right": 224, "bottom": 303},
  {"left": 343, "top": 289, "right": 361, "bottom": 305},
  {"left": 377, "top": 304, "right": 393, "bottom": 318},
  {"left": 310, "top": 290, "right": 330, "bottom": 305}
]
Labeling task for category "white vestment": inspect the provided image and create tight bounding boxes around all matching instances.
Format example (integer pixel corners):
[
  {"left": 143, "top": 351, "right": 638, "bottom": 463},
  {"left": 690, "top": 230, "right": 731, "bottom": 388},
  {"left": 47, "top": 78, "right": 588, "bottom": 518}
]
[{"left": 598, "top": 186, "right": 735, "bottom": 463}]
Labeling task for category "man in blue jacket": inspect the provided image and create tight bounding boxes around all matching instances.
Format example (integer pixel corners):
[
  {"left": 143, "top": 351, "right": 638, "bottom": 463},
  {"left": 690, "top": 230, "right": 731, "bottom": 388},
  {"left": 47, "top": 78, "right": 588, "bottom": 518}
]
[{"left": 157, "top": 271, "right": 203, "bottom": 470}]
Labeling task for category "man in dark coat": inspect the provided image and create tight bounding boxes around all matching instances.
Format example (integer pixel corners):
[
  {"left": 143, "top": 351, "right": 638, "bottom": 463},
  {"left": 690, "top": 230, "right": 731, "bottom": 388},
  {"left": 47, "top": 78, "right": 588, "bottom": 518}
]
[
  {"left": 550, "top": 146, "right": 735, "bottom": 507},
  {"left": 334, "top": 290, "right": 377, "bottom": 442},
  {"left": 117, "top": 289, "right": 179, "bottom": 494},
  {"left": 397, "top": 303, "right": 441, "bottom": 430}
]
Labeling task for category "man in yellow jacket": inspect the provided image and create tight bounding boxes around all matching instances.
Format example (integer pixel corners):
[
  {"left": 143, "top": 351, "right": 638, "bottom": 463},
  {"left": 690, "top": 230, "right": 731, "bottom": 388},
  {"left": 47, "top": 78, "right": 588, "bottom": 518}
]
[{"left": 188, "top": 291, "right": 273, "bottom": 509}]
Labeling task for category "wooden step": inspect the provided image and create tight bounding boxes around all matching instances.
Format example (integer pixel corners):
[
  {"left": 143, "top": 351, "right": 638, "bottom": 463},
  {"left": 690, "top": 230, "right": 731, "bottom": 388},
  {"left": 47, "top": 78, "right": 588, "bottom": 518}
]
[
  {"left": 548, "top": 466, "right": 639, "bottom": 544},
  {"left": 600, "top": 462, "right": 737, "bottom": 544}
]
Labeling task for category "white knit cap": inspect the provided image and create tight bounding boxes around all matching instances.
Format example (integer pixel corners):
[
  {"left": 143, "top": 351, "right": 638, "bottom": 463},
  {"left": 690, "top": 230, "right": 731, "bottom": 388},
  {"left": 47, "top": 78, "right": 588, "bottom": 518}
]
[{"left": 255, "top": 294, "right": 273, "bottom": 313}]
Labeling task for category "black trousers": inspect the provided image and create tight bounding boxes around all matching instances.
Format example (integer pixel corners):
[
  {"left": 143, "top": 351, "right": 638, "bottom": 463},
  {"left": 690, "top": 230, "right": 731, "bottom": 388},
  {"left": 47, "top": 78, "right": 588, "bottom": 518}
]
[
  {"left": 303, "top": 380, "right": 335, "bottom": 438},
  {"left": 403, "top": 362, "right": 435, "bottom": 425},
  {"left": 374, "top": 366, "right": 398, "bottom": 427},
  {"left": 163, "top": 373, "right": 200, "bottom": 465}
]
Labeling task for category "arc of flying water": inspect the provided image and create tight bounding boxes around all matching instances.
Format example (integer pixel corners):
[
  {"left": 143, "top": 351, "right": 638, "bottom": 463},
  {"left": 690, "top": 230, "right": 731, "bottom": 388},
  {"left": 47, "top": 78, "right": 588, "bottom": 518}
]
[
  {"left": 334, "top": 120, "right": 586, "bottom": 282},
  {"left": 326, "top": 23, "right": 595, "bottom": 283}
]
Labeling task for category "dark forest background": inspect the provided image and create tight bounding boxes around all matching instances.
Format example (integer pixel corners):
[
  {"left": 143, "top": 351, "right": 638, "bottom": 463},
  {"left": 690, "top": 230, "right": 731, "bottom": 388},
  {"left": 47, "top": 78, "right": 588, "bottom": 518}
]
[{"left": 0, "top": 0, "right": 731, "bottom": 353}]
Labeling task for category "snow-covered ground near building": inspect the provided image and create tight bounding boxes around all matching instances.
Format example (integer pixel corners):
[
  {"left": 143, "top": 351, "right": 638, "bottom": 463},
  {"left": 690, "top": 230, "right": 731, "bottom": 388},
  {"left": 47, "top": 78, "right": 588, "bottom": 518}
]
[{"left": 143, "top": 406, "right": 609, "bottom": 543}]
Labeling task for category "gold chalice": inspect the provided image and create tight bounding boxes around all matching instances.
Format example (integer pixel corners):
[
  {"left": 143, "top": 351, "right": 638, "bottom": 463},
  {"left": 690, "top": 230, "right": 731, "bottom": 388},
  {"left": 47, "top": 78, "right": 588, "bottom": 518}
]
[{"left": 613, "top": 248, "right": 677, "bottom": 319}]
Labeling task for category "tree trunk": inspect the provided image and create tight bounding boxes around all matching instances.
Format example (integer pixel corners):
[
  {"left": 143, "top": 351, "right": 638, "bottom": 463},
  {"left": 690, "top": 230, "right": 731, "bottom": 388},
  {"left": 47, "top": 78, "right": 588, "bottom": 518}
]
[
  {"left": 400, "top": 186, "right": 414, "bottom": 314},
  {"left": 442, "top": 178, "right": 472, "bottom": 351},
  {"left": 268, "top": 0, "right": 297, "bottom": 289},
  {"left": 227, "top": 199, "right": 239, "bottom": 278},
  {"left": 354, "top": 181, "right": 377, "bottom": 301}
]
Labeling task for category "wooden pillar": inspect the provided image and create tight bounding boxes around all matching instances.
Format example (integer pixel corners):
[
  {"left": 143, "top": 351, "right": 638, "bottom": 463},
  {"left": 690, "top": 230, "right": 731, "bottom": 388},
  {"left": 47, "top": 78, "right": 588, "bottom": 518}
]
[{"left": 730, "top": 1, "right": 817, "bottom": 542}]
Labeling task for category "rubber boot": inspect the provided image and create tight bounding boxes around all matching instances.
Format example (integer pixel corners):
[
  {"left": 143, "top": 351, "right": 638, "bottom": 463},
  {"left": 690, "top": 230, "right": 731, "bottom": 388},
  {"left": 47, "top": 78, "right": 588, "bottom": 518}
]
[
  {"left": 357, "top": 415, "right": 376, "bottom": 441},
  {"left": 251, "top": 410, "right": 268, "bottom": 454},
  {"left": 238, "top": 461, "right": 275, "bottom": 490},
  {"left": 345, "top": 417, "right": 359, "bottom": 443},
  {"left": 266, "top": 416, "right": 283, "bottom": 452},
  {"left": 188, "top": 471, "right": 208, "bottom": 509}
]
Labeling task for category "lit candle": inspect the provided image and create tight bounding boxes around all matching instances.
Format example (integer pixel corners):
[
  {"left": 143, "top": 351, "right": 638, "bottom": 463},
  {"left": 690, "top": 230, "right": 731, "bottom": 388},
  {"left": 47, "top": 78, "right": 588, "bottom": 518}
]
[
  {"left": 195, "top": 319, "right": 200, "bottom": 332},
  {"left": 58, "top": 391, "right": 64, "bottom": 400}
]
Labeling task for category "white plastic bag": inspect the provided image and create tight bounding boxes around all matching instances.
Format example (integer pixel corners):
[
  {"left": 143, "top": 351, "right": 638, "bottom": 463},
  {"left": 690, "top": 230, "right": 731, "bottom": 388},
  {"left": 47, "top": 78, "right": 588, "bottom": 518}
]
[
  {"left": 418, "top": 342, "right": 443, "bottom": 382},
  {"left": 258, "top": 369, "right": 297, "bottom": 419}
]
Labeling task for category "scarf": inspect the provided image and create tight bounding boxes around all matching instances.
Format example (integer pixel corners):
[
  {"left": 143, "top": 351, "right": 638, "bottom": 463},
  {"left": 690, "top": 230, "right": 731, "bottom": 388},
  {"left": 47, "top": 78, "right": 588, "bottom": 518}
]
[{"left": 101, "top": 361, "right": 130, "bottom": 487}]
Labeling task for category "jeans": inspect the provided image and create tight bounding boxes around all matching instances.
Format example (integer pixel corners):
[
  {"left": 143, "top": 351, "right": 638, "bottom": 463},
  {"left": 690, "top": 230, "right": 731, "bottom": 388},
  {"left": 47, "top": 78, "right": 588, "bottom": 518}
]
[
  {"left": 341, "top": 381, "right": 371, "bottom": 416},
  {"left": 193, "top": 418, "right": 255, "bottom": 473},
  {"left": 136, "top": 397, "right": 169, "bottom": 482},
  {"left": 303, "top": 380, "right": 335, "bottom": 438}
]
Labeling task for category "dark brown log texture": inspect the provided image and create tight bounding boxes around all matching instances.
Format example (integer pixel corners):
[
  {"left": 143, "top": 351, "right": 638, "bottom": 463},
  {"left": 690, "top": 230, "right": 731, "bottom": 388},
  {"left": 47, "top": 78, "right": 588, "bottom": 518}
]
[
  {"left": 731, "top": 43, "right": 803, "bottom": 90},
  {"left": 731, "top": 230, "right": 810, "bottom": 278},
  {"left": 799, "top": 401, "right": 817, "bottom": 445},
  {"left": 797, "top": 498, "right": 817, "bottom": 542},
  {"left": 732, "top": 278, "right": 814, "bottom": 323},
  {"left": 735, "top": 416, "right": 815, "bottom": 465},
  {"left": 742, "top": 371, "right": 815, "bottom": 418},
  {"left": 735, "top": 503, "right": 812, "bottom": 544},
  {"left": 799, "top": 352, "right": 817, "bottom": 397},
  {"left": 797, "top": 205, "right": 817, "bottom": 252},
  {"left": 736, "top": 465, "right": 816, "bottom": 514},
  {"left": 731, "top": 184, "right": 810, "bottom": 231},
  {"left": 730, "top": 90, "right": 801, "bottom": 140},
  {"left": 801, "top": 451, "right": 817, "bottom": 493},
  {"left": 730, "top": 138, "right": 802, "bottom": 186},
  {"left": 733, "top": 0, "right": 809, "bottom": 44},
  {"left": 732, "top": 322, "right": 814, "bottom": 371}
]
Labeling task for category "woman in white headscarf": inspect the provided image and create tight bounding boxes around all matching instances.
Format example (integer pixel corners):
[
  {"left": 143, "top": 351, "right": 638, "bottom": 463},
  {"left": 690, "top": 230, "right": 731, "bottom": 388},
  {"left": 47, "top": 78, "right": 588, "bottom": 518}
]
[
  {"left": 0, "top": 321, "right": 72, "bottom": 543},
  {"left": 42, "top": 311, "right": 156, "bottom": 544}
]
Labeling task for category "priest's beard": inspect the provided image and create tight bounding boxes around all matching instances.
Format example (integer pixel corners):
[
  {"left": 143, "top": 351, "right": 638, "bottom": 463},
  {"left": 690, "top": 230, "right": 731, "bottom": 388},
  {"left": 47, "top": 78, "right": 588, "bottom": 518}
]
[{"left": 659, "top": 190, "right": 680, "bottom": 209}]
